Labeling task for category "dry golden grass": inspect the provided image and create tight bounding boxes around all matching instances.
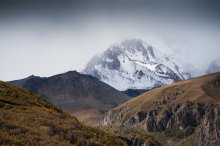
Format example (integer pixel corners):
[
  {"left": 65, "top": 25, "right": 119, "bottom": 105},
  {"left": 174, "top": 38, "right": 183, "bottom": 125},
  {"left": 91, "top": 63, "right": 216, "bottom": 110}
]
[
  {"left": 100, "top": 126, "right": 163, "bottom": 146},
  {"left": 102, "top": 72, "right": 220, "bottom": 146},
  {"left": 110, "top": 72, "right": 220, "bottom": 124},
  {"left": 0, "top": 81, "right": 126, "bottom": 146},
  {"left": 71, "top": 108, "right": 102, "bottom": 126}
]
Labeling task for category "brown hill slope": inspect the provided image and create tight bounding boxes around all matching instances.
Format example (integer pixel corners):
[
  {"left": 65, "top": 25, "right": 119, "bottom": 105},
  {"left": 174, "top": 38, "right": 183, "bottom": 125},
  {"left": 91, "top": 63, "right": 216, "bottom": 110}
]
[
  {"left": 0, "top": 81, "right": 126, "bottom": 146},
  {"left": 10, "top": 71, "right": 130, "bottom": 125},
  {"left": 103, "top": 72, "right": 220, "bottom": 146}
]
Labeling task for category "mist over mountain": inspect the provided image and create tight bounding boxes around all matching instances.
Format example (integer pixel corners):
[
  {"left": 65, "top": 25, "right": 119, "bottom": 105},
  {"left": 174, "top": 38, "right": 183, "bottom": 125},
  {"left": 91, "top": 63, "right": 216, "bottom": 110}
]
[{"left": 207, "top": 59, "right": 220, "bottom": 74}]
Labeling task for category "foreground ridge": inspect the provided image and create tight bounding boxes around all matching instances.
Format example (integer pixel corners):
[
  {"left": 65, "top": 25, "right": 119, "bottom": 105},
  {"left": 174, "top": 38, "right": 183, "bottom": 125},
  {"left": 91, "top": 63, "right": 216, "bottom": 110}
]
[{"left": 0, "top": 81, "right": 126, "bottom": 146}]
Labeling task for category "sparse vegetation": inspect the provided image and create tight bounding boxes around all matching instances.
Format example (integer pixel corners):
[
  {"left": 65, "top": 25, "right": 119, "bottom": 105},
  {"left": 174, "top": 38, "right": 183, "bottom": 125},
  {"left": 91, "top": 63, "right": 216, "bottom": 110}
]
[
  {"left": 164, "top": 126, "right": 195, "bottom": 139},
  {"left": 103, "top": 72, "right": 220, "bottom": 146},
  {"left": 101, "top": 126, "right": 163, "bottom": 146},
  {"left": 0, "top": 81, "right": 126, "bottom": 146}
]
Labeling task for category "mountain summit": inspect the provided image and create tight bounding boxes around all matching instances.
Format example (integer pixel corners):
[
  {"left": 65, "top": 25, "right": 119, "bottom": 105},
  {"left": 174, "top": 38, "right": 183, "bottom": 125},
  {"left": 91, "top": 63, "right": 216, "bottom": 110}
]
[{"left": 84, "top": 39, "right": 190, "bottom": 91}]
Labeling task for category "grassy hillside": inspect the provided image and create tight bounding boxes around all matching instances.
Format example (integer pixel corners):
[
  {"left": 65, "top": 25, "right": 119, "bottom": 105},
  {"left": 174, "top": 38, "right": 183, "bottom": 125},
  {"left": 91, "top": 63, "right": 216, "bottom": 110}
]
[
  {"left": 106, "top": 72, "right": 220, "bottom": 125},
  {"left": 0, "top": 81, "right": 126, "bottom": 146},
  {"left": 103, "top": 72, "right": 220, "bottom": 146}
]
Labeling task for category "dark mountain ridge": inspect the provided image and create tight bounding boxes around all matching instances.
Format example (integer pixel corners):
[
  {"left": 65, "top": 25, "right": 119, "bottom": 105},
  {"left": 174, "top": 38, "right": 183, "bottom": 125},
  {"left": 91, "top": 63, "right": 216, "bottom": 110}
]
[{"left": 10, "top": 71, "right": 130, "bottom": 125}]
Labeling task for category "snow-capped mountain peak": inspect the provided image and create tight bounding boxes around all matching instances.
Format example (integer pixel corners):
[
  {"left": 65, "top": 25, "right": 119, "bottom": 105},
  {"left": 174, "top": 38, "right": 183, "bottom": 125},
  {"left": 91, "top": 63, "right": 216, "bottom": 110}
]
[{"left": 84, "top": 39, "right": 191, "bottom": 91}]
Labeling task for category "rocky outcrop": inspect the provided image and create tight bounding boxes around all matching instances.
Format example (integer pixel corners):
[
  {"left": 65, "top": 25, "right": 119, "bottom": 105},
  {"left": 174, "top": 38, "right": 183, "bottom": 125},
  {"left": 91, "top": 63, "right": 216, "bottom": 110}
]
[
  {"left": 157, "top": 107, "right": 173, "bottom": 131},
  {"left": 145, "top": 102, "right": 220, "bottom": 145},
  {"left": 144, "top": 102, "right": 216, "bottom": 133},
  {"left": 128, "top": 111, "right": 148, "bottom": 125},
  {"left": 165, "top": 102, "right": 204, "bottom": 131},
  {"left": 102, "top": 72, "right": 220, "bottom": 145},
  {"left": 143, "top": 102, "right": 198, "bottom": 132},
  {"left": 104, "top": 102, "right": 220, "bottom": 145},
  {"left": 199, "top": 105, "right": 220, "bottom": 146}
]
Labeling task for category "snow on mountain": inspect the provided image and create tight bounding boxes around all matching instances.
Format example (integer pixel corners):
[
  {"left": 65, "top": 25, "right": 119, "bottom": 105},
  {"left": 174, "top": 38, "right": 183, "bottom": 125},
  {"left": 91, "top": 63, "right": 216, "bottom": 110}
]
[{"left": 84, "top": 39, "right": 191, "bottom": 91}]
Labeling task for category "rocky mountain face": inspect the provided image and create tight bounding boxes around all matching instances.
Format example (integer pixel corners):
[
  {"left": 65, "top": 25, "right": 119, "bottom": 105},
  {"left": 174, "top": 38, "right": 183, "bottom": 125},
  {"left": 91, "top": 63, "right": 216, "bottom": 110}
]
[
  {"left": 10, "top": 71, "right": 130, "bottom": 125},
  {"left": 207, "top": 59, "right": 220, "bottom": 74},
  {"left": 0, "top": 81, "right": 126, "bottom": 146},
  {"left": 102, "top": 72, "right": 220, "bottom": 146},
  {"left": 84, "top": 39, "right": 191, "bottom": 91}
]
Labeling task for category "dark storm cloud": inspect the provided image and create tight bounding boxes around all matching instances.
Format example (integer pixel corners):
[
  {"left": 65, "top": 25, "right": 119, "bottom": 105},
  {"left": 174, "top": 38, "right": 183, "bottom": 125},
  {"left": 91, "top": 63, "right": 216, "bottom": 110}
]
[
  {"left": 0, "top": 0, "right": 219, "bottom": 29},
  {"left": 0, "top": 0, "right": 219, "bottom": 16},
  {"left": 0, "top": 0, "right": 220, "bottom": 27}
]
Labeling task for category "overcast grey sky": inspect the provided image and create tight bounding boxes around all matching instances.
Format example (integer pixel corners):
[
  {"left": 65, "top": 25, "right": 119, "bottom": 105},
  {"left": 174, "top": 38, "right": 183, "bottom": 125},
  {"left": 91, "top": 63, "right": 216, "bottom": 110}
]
[{"left": 0, "top": 0, "right": 220, "bottom": 81}]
